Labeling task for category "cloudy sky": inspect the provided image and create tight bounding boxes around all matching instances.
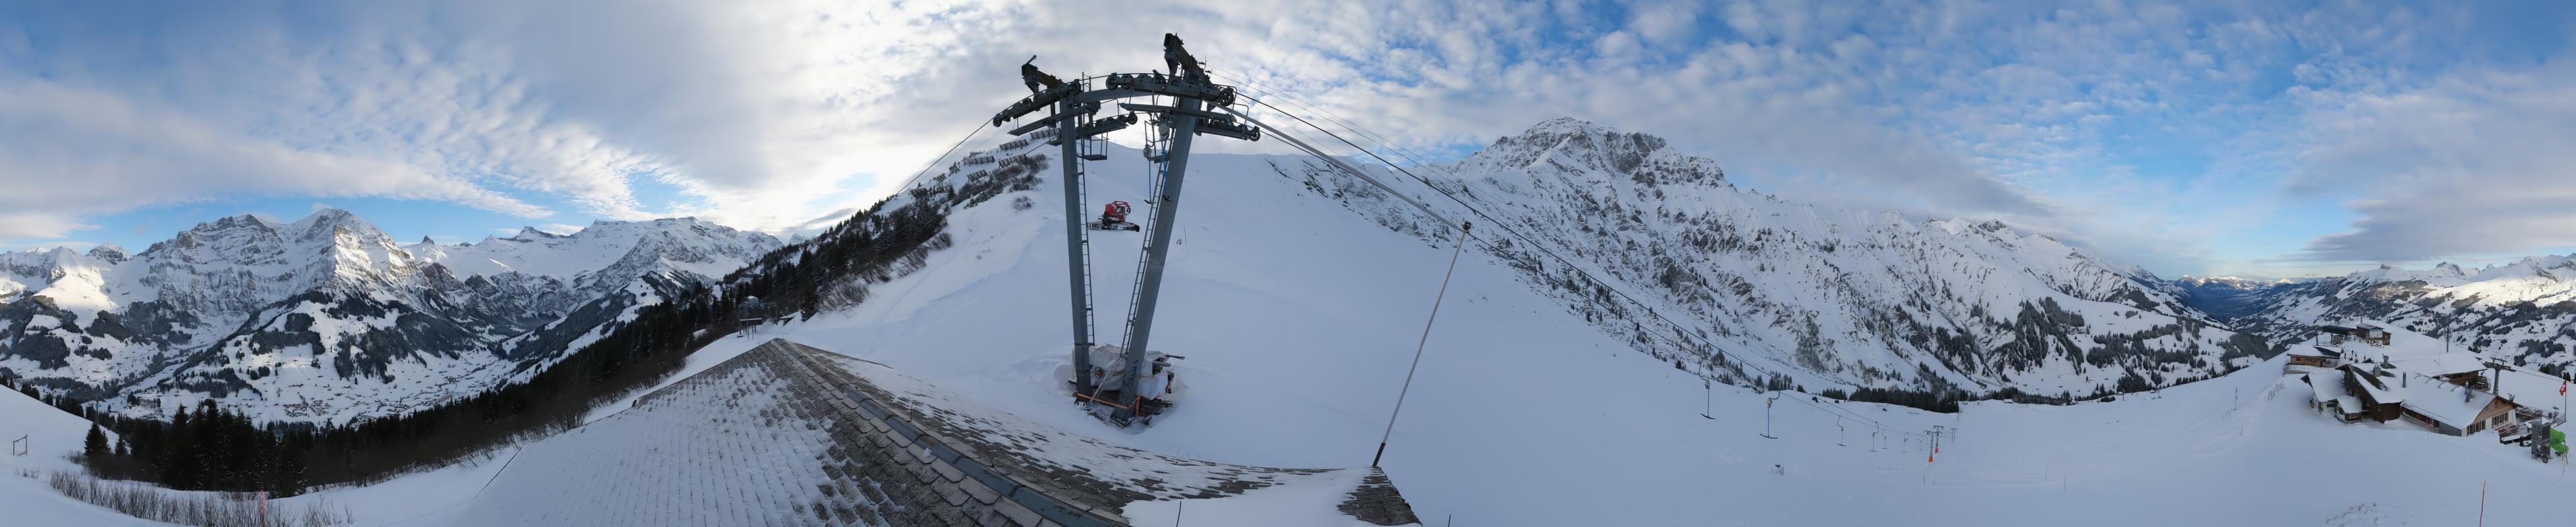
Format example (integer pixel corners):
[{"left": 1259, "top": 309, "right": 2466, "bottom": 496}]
[{"left": 1, "top": 0, "right": 2570, "bottom": 278}]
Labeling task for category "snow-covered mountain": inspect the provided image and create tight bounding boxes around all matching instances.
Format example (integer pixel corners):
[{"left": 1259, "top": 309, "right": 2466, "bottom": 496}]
[
  {"left": 2172, "top": 275, "right": 2298, "bottom": 321},
  {"left": 1333, "top": 118, "right": 2274, "bottom": 398},
  {"left": 0, "top": 209, "right": 781, "bottom": 424},
  {"left": 2230, "top": 256, "right": 2576, "bottom": 374},
  {"left": 734, "top": 117, "right": 2271, "bottom": 406}
]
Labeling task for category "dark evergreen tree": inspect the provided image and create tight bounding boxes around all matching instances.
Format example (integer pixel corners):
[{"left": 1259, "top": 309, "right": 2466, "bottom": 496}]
[{"left": 83, "top": 423, "right": 106, "bottom": 460}]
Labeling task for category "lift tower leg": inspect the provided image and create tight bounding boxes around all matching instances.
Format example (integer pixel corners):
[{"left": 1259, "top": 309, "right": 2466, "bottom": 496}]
[
  {"left": 1113, "top": 99, "right": 1202, "bottom": 422},
  {"left": 1055, "top": 99, "right": 1096, "bottom": 399}
]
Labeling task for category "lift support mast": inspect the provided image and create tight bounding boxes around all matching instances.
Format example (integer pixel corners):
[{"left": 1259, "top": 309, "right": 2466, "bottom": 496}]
[{"left": 991, "top": 34, "right": 1259, "bottom": 426}]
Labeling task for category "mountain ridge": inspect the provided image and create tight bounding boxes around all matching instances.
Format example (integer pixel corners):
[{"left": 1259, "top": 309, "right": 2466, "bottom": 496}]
[
  {"left": 2228, "top": 256, "right": 2576, "bottom": 374},
  {"left": 0, "top": 208, "right": 781, "bottom": 424}
]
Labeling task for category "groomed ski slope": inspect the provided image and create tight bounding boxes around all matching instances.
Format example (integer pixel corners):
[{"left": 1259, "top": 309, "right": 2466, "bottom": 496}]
[{"left": 375, "top": 152, "right": 2574, "bottom": 525}]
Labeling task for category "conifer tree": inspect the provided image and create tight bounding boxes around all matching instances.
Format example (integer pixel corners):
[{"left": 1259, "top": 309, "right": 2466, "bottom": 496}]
[{"left": 83, "top": 423, "right": 106, "bottom": 460}]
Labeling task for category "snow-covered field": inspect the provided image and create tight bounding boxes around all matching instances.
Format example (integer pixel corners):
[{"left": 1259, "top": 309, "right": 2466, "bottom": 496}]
[{"left": 428, "top": 362, "right": 843, "bottom": 526}]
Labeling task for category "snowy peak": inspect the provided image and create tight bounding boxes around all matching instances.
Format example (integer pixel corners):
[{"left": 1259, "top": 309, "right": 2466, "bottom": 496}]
[
  {"left": 404, "top": 236, "right": 448, "bottom": 265},
  {"left": 1473, "top": 117, "right": 1679, "bottom": 177},
  {"left": 84, "top": 244, "right": 128, "bottom": 264},
  {"left": 2329, "top": 257, "right": 2576, "bottom": 289},
  {"left": 0, "top": 247, "right": 104, "bottom": 302},
  {"left": 2481, "top": 254, "right": 2576, "bottom": 281},
  {"left": 286, "top": 208, "right": 392, "bottom": 246},
  {"left": 2433, "top": 262, "right": 2467, "bottom": 277},
  {"left": 145, "top": 213, "right": 284, "bottom": 258},
  {"left": 512, "top": 227, "right": 571, "bottom": 240},
  {"left": 1520, "top": 116, "right": 1605, "bottom": 135}
]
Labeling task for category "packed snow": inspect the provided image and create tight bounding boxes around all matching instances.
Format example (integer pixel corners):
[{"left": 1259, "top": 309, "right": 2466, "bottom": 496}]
[
  {"left": 425, "top": 364, "right": 843, "bottom": 526},
  {"left": 0, "top": 385, "right": 163, "bottom": 526}
]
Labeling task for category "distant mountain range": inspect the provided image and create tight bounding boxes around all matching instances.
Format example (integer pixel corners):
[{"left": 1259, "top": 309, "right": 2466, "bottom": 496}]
[
  {"left": 2218, "top": 258, "right": 2576, "bottom": 375},
  {"left": 0, "top": 209, "right": 780, "bottom": 424}
]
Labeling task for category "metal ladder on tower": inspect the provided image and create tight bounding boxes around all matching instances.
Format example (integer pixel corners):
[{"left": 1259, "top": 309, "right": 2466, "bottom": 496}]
[
  {"left": 1068, "top": 114, "right": 1101, "bottom": 356},
  {"left": 1119, "top": 113, "right": 1176, "bottom": 344}
]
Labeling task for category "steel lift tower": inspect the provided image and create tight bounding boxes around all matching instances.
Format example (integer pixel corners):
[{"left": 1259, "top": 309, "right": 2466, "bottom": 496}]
[{"left": 991, "top": 34, "right": 1259, "bottom": 426}]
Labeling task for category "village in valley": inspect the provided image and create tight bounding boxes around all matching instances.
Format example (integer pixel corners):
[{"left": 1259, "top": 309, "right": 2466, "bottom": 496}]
[{"left": 2290, "top": 321, "right": 2573, "bottom": 460}]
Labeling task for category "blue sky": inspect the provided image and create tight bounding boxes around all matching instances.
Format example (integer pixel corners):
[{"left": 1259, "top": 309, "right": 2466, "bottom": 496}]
[{"left": 2, "top": 1, "right": 2573, "bottom": 279}]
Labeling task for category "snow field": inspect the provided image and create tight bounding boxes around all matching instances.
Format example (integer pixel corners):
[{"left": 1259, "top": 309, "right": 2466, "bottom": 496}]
[
  {"left": 434, "top": 359, "right": 843, "bottom": 526},
  {"left": 811, "top": 352, "right": 1412, "bottom": 524},
  {"left": 0, "top": 386, "right": 164, "bottom": 525}
]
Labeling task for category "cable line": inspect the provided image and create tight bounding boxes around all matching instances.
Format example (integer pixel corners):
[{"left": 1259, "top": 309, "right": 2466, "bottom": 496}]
[
  {"left": 887, "top": 117, "right": 1000, "bottom": 198},
  {"left": 1207, "top": 67, "right": 1442, "bottom": 169}
]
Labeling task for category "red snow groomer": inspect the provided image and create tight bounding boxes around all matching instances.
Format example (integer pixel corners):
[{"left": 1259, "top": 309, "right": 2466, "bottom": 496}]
[{"left": 1091, "top": 200, "right": 1141, "bottom": 231}]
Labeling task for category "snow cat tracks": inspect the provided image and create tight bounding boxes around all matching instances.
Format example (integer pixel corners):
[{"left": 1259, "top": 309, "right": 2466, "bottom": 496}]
[{"left": 746, "top": 339, "right": 1421, "bottom": 526}]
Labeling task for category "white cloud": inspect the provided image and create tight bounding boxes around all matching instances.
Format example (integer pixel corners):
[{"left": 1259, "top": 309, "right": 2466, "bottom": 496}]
[
  {"left": 1, "top": 0, "right": 2564, "bottom": 278},
  {"left": 2289, "top": 59, "right": 2576, "bottom": 262},
  {"left": 0, "top": 0, "right": 2051, "bottom": 244},
  {"left": 0, "top": 212, "right": 96, "bottom": 242},
  {"left": 0, "top": 240, "right": 101, "bottom": 253},
  {"left": 0, "top": 78, "right": 549, "bottom": 240}
]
